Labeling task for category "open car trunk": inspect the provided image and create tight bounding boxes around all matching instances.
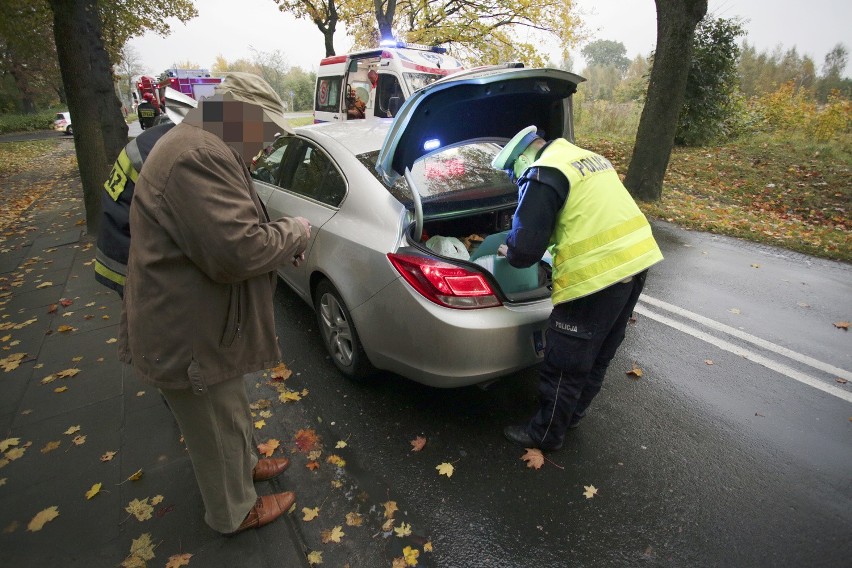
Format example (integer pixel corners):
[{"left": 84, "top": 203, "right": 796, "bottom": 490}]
[{"left": 405, "top": 209, "right": 552, "bottom": 303}]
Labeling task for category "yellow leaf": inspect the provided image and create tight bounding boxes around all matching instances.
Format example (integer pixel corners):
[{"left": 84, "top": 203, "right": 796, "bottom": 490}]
[
  {"left": 101, "top": 451, "right": 117, "bottom": 462},
  {"left": 626, "top": 365, "right": 643, "bottom": 378},
  {"left": 64, "top": 425, "right": 81, "bottom": 435},
  {"left": 345, "top": 512, "right": 363, "bottom": 526},
  {"left": 5, "top": 447, "right": 26, "bottom": 461},
  {"left": 383, "top": 500, "right": 398, "bottom": 519},
  {"left": 72, "top": 435, "right": 86, "bottom": 446},
  {"left": 583, "top": 485, "right": 599, "bottom": 499},
  {"left": 36, "top": 281, "right": 53, "bottom": 288},
  {"left": 126, "top": 498, "right": 154, "bottom": 521},
  {"left": 278, "top": 390, "right": 301, "bottom": 402},
  {"left": 335, "top": 440, "right": 347, "bottom": 449},
  {"left": 394, "top": 522, "right": 412, "bottom": 537},
  {"left": 151, "top": 495, "right": 163, "bottom": 505},
  {"left": 320, "top": 525, "right": 344, "bottom": 543},
  {"left": 423, "top": 541, "right": 433, "bottom": 552},
  {"left": 106, "top": 338, "right": 117, "bottom": 344},
  {"left": 54, "top": 386, "right": 68, "bottom": 393},
  {"left": 521, "top": 448, "right": 544, "bottom": 469},
  {"left": 56, "top": 325, "right": 75, "bottom": 333},
  {"left": 254, "top": 419, "right": 266, "bottom": 430},
  {"left": 165, "top": 553, "right": 193, "bottom": 568},
  {"left": 40, "top": 441, "right": 61, "bottom": 454},
  {"left": 403, "top": 545, "right": 420, "bottom": 566},
  {"left": 123, "top": 532, "right": 156, "bottom": 564},
  {"left": 330, "top": 479, "right": 343, "bottom": 489},
  {"left": 126, "top": 469, "right": 143, "bottom": 482},
  {"left": 0, "top": 352, "right": 27, "bottom": 372},
  {"left": 27, "top": 506, "right": 59, "bottom": 531},
  {"left": 410, "top": 436, "right": 426, "bottom": 452},
  {"left": 85, "top": 483, "right": 102, "bottom": 500},
  {"left": 436, "top": 462, "right": 454, "bottom": 477},
  {"left": 302, "top": 507, "right": 320, "bottom": 521},
  {"left": 55, "top": 368, "right": 80, "bottom": 378},
  {"left": 269, "top": 362, "right": 293, "bottom": 380},
  {"left": 326, "top": 454, "right": 346, "bottom": 468},
  {"left": 71, "top": 356, "right": 83, "bottom": 362},
  {"left": 0, "top": 438, "right": 19, "bottom": 452},
  {"left": 257, "top": 438, "right": 280, "bottom": 457},
  {"left": 307, "top": 550, "right": 323, "bottom": 565},
  {"left": 382, "top": 518, "right": 394, "bottom": 531}
]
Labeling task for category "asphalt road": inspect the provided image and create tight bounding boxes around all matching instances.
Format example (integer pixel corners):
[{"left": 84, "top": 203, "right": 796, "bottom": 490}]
[{"left": 269, "top": 221, "right": 851, "bottom": 567}]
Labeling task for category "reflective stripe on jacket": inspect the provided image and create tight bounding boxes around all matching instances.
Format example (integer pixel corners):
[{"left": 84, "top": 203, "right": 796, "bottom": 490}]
[
  {"left": 95, "top": 124, "right": 174, "bottom": 296},
  {"left": 528, "top": 139, "right": 663, "bottom": 304}
]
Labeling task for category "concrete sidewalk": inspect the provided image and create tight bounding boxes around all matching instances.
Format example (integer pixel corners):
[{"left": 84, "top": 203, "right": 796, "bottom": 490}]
[{"left": 0, "top": 143, "right": 307, "bottom": 566}]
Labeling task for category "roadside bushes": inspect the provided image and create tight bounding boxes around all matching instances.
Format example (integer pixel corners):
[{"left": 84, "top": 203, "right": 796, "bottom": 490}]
[
  {"left": 753, "top": 82, "right": 851, "bottom": 142},
  {"left": 0, "top": 110, "right": 56, "bottom": 134}
]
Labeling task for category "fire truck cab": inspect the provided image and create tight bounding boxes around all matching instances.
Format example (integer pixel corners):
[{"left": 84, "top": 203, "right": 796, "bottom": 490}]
[
  {"left": 158, "top": 68, "right": 222, "bottom": 102},
  {"left": 313, "top": 40, "right": 465, "bottom": 123}
]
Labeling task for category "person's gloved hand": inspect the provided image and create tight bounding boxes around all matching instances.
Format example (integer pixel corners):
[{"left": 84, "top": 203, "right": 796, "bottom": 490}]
[{"left": 497, "top": 244, "right": 508, "bottom": 257}]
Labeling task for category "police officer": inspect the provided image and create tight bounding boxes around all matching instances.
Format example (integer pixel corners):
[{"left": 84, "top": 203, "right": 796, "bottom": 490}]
[
  {"left": 494, "top": 126, "right": 664, "bottom": 452},
  {"left": 137, "top": 92, "right": 160, "bottom": 129}
]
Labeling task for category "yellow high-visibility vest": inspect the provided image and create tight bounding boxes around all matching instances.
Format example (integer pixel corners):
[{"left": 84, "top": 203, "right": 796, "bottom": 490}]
[{"left": 527, "top": 139, "right": 663, "bottom": 304}]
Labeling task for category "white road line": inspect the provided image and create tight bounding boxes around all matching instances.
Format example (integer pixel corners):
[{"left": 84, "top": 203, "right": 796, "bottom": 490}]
[
  {"left": 634, "top": 304, "right": 852, "bottom": 404},
  {"left": 639, "top": 294, "right": 852, "bottom": 382}
]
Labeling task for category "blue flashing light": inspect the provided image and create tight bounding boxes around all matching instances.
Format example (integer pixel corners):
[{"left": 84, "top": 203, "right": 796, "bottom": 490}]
[
  {"left": 379, "top": 39, "right": 398, "bottom": 48},
  {"left": 423, "top": 139, "right": 441, "bottom": 151}
]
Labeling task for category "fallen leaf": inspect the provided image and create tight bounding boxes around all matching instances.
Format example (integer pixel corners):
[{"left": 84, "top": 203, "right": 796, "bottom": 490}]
[
  {"left": 257, "top": 438, "right": 280, "bottom": 457},
  {"left": 307, "top": 550, "right": 323, "bottom": 565},
  {"left": 122, "top": 532, "right": 155, "bottom": 566},
  {"left": 335, "top": 440, "right": 347, "bottom": 449},
  {"left": 383, "top": 501, "right": 398, "bottom": 519},
  {"left": 165, "top": 553, "right": 193, "bottom": 568},
  {"left": 306, "top": 461, "right": 319, "bottom": 471},
  {"left": 302, "top": 507, "right": 320, "bottom": 521},
  {"left": 345, "top": 512, "right": 363, "bottom": 527},
  {"left": 729, "top": 308, "right": 741, "bottom": 315},
  {"left": 436, "top": 462, "right": 454, "bottom": 477},
  {"left": 704, "top": 359, "right": 714, "bottom": 365},
  {"left": 278, "top": 389, "right": 301, "bottom": 402},
  {"left": 0, "top": 438, "right": 19, "bottom": 452},
  {"left": 410, "top": 436, "right": 426, "bottom": 452},
  {"left": 836, "top": 378, "right": 848, "bottom": 384},
  {"left": 394, "top": 522, "right": 412, "bottom": 537},
  {"left": 269, "top": 362, "right": 292, "bottom": 381},
  {"left": 59, "top": 298, "right": 73, "bottom": 307},
  {"left": 72, "top": 435, "right": 86, "bottom": 446},
  {"left": 64, "top": 425, "right": 81, "bottom": 435},
  {"left": 392, "top": 559, "right": 406, "bottom": 568},
  {"left": 750, "top": 263, "right": 760, "bottom": 268},
  {"left": 85, "top": 483, "right": 102, "bottom": 500},
  {"left": 254, "top": 419, "right": 266, "bottom": 430},
  {"left": 101, "top": 451, "right": 117, "bottom": 462},
  {"left": 521, "top": 448, "right": 544, "bottom": 469},
  {"left": 321, "top": 525, "right": 344, "bottom": 543},
  {"left": 27, "top": 506, "right": 59, "bottom": 531},
  {"left": 834, "top": 321, "right": 849, "bottom": 330},
  {"left": 0, "top": 352, "right": 27, "bottom": 372},
  {"left": 626, "top": 365, "right": 643, "bottom": 378},
  {"left": 151, "top": 495, "right": 163, "bottom": 505},
  {"left": 126, "top": 498, "right": 154, "bottom": 521},
  {"left": 423, "top": 541, "right": 433, "bottom": 552},
  {"left": 330, "top": 479, "right": 343, "bottom": 489},
  {"left": 47, "top": 304, "right": 57, "bottom": 314},
  {"left": 106, "top": 338, "right": 117, "bottom": 344},
  {"left": 294, "top": 429, "right": 320, "bottom": 453},
  {"left": 36, "top": 282, "right": 53, "bottom": 289},
  {"left": 403, "top": 546, "right": 420, "bottom": 566},
  {"left": 5, "top": 447, "right": 26, "bottom": 461},
  {"left": 56, "top": 325, "right": 76, "bottom": 333},
  {"left": 40, "top": 441, "right": 61, "bottom": 454},
  {"left": 326, "top": 454, "right": 346, "bottom": 468},
  {"left": 583, "top": 485, "right": 599, "bottom": 499},
  {"left": 382, "top": 518, "right": 394, "bottom": 531},
  {"left": 126, "top": 469, "right": 143, "bottom": 482}
]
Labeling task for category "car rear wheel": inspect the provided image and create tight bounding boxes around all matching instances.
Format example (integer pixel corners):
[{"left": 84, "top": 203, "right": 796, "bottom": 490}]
[
  {"left": 314, "top": 279, "right": 374, "bottom": 381},
  {"left": 66, "top": 125, "right": 72, "bottom": 135}
]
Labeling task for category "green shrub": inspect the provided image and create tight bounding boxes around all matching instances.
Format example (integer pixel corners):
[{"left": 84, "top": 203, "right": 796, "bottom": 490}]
[{"left": 0, "top": 110, "right": 57, "bottom": 134}]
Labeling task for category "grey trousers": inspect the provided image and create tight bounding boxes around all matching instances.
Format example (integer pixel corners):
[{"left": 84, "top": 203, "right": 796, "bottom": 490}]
[{"left": 160, "top": 376, "right": 259, "bottom": 533}]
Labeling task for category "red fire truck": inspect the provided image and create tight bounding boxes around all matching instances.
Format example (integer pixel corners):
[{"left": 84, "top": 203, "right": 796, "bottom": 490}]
[{"left": 132, "top": 69, "right": 222, "bottom": 110}]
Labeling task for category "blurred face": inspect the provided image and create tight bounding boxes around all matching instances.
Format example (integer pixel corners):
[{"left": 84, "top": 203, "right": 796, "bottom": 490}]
[{"left": 200, "top": 100, "right": 279, "bottom": 164}]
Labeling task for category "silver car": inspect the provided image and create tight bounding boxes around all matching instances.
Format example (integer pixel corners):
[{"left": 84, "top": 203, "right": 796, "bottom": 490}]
[{"left": 251, "top": 67, "right": 585, "bottom": 387}]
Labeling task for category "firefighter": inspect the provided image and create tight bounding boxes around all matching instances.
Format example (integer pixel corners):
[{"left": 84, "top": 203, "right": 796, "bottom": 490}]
[
  {"left": 137, "top": 92, "right": 160, "bottom": 130},
  {"left": 494, "top": 126, "right": 664, "bottom": 452}
]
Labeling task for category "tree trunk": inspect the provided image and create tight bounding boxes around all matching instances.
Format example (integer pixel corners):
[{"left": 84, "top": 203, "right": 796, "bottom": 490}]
[
  {"left": 375, "top": 0, "right": 397, "bottom": 42},
  {"left": 48, "top": 0, "right": 128, "bottom": 235},
  {"left": 624, "top": 0, "right": 707, "bottom": 201}
]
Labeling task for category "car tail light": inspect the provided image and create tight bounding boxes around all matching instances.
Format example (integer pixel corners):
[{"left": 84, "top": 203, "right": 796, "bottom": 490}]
[{"left": 387, "top": 253, "right": 501, "bottom": 309}]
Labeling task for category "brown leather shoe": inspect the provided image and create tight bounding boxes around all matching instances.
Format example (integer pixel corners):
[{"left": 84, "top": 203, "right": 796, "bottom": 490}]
[
  {"left": 252, "top": 457, "right": 290, "bottom": 482},
  {"left": 225, "top": 492, "right": 295, "bottom": 536}
]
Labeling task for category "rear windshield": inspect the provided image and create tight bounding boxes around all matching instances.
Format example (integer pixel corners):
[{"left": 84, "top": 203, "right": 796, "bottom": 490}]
[{"left": 358, "top": 142, "right": 518, "bottom": 215}]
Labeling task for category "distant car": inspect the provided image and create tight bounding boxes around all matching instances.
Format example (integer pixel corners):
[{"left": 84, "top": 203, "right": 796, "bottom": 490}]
[
  {"left": 54, "top": 112, "right": 72, "bottom": 135},
  {"left": 250, "top": 67, "right": 585, "bottom": 388}
]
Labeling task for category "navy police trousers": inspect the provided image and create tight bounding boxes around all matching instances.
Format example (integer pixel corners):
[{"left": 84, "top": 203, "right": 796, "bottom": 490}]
[{"left": 527, "top": 271, "right": 648, "bottom": 449}]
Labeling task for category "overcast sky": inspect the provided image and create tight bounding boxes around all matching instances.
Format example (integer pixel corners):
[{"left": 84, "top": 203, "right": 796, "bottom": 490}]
[{"left": 128, "top": 0, "right": 851, "bottom": 77}]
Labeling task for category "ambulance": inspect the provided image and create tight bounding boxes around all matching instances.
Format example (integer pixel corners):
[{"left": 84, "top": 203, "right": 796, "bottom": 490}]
[{"left": 313, "top": 40, "right": 465, "bottom": 123}]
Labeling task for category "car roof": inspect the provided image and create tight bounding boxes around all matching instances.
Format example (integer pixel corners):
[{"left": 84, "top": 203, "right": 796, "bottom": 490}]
[{"left": 295, "top": 119, "right": 392, "bottom": 156}]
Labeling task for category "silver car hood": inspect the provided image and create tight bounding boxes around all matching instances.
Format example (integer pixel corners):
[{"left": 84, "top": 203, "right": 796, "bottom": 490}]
[{"left": 376, "top": 67, "right": 585, "bottom": 185}]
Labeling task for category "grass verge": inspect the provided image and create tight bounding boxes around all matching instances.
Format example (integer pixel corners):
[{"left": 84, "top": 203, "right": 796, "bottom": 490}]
[{"left": 582, "top": 133, "right": 851, "bottom": 263}]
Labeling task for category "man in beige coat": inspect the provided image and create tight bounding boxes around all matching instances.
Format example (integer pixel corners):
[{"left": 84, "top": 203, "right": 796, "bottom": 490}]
[{"left": 119, "top": 72, "right": 310, "bottom": 535}]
